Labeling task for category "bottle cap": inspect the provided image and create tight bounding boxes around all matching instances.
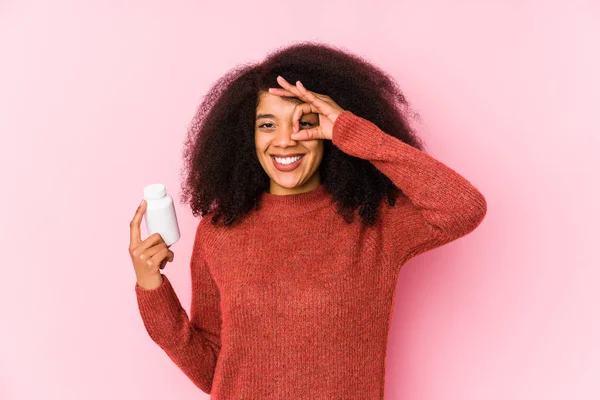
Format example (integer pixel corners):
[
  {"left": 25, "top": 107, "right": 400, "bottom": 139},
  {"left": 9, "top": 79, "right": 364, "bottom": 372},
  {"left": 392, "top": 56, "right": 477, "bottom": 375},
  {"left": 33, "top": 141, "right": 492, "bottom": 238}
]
[{"left": 143, "top": 183, "right": 166, "bottom": 200}]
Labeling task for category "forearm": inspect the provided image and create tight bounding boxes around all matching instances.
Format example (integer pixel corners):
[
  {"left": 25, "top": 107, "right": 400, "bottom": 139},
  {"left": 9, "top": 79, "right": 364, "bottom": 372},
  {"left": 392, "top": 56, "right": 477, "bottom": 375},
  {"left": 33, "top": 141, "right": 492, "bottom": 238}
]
[
  {"left": 331, "top": 110, "right": 487, "bottom": 235},
  {"left": 135, "top": 274, "right": 219, "bottom": 394}
]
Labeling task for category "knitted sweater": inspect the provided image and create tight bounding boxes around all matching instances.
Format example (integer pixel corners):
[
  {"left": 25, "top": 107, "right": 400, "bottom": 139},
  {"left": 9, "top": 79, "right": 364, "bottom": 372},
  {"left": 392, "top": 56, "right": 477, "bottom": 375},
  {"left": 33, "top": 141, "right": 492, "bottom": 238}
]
[{"left": 135, "top": 110, "right": 487, "bottom": 399}]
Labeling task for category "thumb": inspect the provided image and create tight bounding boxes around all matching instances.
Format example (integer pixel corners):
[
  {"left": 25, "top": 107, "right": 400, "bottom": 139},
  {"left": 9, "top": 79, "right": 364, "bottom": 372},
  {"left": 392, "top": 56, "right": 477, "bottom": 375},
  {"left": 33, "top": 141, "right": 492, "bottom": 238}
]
[{"left": 292, "top": 126, "right": 325, "bottom": 141}]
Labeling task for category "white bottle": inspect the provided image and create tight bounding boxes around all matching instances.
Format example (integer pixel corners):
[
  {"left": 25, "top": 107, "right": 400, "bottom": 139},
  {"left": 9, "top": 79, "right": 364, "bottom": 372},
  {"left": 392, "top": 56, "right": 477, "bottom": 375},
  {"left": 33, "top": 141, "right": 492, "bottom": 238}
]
[{"left": 143, "top": 183, "right": 180, "bottom": 246}]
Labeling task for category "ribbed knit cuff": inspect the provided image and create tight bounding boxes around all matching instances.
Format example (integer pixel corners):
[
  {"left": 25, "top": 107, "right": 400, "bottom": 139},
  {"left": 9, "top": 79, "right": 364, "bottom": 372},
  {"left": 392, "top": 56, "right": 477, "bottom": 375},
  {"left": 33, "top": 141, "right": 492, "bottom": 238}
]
[
  {"left": 135, "top": 274, "right": 185, "bottom": 346},
  {"left": 331, "top": 110, "right": 386, "bottom": 159}
]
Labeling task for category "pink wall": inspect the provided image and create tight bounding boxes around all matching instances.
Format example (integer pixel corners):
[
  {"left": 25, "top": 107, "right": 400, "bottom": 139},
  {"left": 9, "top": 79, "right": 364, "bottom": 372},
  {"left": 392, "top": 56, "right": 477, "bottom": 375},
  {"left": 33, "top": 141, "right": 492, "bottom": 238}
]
[{"left": 1, "top": 1, "right": 598, "bottom": 399}]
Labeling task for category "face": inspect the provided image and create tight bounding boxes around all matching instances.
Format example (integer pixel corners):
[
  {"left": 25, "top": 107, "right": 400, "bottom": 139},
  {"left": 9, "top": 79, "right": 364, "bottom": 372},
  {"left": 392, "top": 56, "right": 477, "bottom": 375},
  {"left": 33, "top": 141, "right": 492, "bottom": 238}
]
[{"left": 255, "top": 91, "right": 324, "bottom": 195}]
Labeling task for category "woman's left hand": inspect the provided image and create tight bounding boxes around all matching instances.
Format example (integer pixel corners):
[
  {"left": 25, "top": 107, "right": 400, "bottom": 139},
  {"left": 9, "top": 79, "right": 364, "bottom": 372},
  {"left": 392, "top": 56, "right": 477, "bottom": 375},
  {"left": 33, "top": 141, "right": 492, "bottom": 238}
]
[{"left": 268, "top": 75, "right": 345, "bottom": 141}]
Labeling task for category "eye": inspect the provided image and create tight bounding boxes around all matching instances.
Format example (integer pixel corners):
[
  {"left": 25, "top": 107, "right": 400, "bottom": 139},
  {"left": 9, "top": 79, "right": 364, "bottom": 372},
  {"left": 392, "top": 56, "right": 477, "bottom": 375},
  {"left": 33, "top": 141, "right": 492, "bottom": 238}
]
[{"left": 258, "top": 121, "right": 313, "bottom": 129}]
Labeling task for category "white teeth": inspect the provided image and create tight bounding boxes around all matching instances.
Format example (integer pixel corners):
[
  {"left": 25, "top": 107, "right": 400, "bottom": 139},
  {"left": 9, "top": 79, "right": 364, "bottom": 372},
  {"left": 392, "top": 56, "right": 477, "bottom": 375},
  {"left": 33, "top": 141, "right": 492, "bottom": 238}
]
[{"left": 274, "top": 155, "right": 302, "bottom": 165}]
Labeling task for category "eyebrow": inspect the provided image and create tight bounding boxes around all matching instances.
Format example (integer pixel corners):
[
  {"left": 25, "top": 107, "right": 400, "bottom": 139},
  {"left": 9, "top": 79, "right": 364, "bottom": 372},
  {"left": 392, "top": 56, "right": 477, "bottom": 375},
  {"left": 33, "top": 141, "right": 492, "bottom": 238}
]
[
  {"left": 256, "top": 113, "right": 276, "bottom": 121},
  {"left": 256, "top": 108, "right": 317, "bottom": 121},
  {"left": 256, "top": 96, "right": 305, "bottom": 120},
  {"left": 255, "top": 113, "right": 316, "bottom": 121}
]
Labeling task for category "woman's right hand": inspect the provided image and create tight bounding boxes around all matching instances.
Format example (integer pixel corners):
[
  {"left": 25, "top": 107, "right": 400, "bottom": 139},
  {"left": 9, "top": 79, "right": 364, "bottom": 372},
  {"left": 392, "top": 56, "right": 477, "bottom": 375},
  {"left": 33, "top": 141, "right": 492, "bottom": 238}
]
[{"left": 129, "top": 200, "right": 175, "bottom": 290}]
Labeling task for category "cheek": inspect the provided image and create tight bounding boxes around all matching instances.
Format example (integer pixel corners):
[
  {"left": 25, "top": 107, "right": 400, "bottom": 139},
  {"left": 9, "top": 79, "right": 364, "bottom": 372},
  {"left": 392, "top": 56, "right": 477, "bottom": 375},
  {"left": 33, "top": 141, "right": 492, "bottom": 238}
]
[
  {"left": 308, "top": 142, "right": 324, "bottom": 156},
  {"left": 307, "top": 144, "right": 324, "bottom": 168},
  {"left": 254, "top": 133, "right": 265, "bottom": 151}
]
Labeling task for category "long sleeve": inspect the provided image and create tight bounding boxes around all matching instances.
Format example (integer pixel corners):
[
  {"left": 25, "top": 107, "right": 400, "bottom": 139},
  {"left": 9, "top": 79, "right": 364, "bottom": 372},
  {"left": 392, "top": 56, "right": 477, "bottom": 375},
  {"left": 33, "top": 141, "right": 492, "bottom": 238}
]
[
  {"left": 135, "top": 219, "right": 222, "bottom": 394},
  {"left": 331, "top": 110, "right": 487, "bottom": 262}
]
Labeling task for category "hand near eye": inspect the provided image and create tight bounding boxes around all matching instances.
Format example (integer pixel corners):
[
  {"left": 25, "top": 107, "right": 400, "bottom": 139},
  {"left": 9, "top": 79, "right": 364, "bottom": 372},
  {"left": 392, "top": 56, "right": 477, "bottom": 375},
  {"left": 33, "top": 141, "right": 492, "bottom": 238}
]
[{"left": 268, "top": 76, "right": 345, "bottom": 141}]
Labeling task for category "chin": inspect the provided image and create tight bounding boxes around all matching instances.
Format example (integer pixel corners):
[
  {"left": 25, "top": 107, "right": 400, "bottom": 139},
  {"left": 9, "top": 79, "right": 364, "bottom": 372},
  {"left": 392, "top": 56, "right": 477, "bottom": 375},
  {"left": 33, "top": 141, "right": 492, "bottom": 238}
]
[{"left": 271, "top": 177, "right": 304, "bottom": 188}]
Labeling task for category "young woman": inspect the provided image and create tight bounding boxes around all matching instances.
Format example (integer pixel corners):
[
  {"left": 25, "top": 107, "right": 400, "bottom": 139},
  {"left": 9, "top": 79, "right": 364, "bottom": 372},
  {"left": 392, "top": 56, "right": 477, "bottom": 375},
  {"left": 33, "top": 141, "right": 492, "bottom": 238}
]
[{"left": 128, "top": 42, "right": 487, "bottom": 399}]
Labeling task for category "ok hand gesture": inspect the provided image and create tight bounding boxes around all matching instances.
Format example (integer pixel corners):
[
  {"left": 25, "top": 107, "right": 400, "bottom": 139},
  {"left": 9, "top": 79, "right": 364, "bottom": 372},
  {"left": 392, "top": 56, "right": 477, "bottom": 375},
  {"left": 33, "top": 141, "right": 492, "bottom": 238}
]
[{"left": 268, "top": 76, "right": 345, "bottom": 141}]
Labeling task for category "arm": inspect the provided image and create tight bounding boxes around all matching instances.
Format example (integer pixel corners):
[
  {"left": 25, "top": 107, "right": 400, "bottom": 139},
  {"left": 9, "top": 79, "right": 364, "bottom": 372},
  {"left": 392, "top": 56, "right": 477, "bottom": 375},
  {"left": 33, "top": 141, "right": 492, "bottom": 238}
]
[
  {"left": 331, "top": 110, "right": 487, "bottom": 262},
  {"left": 135, "top": 219, "right": 221, "bottom": 394}
]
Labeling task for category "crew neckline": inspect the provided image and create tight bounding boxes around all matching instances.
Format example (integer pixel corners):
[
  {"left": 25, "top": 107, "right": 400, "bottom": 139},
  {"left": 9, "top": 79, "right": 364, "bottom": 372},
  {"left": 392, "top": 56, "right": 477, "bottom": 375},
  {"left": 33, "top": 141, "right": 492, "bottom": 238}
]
[{"left": 259, "top": 183, "right": 332, "bottom": 215}]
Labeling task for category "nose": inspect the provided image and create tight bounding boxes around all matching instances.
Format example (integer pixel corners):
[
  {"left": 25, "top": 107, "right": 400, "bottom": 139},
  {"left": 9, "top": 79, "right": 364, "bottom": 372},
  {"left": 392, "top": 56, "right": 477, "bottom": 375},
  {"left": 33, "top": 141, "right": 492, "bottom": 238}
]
[{"left": 272, "top": 123, "right": 297, "bottom": 147}]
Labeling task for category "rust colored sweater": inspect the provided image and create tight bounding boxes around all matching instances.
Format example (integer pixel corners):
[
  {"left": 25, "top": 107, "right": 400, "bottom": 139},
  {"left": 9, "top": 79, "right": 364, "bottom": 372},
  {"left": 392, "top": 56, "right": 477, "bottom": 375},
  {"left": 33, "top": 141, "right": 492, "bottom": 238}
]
[{"left": 135, "top": 110, "right": 487, "bottom": 399}]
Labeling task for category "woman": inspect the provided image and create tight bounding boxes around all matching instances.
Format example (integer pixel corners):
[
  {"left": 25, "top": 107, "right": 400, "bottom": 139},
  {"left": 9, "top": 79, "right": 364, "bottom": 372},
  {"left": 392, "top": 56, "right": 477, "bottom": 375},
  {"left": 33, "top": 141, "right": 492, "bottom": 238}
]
[{"left": 128, "top": 42, "right": 487, "bottom": 399}]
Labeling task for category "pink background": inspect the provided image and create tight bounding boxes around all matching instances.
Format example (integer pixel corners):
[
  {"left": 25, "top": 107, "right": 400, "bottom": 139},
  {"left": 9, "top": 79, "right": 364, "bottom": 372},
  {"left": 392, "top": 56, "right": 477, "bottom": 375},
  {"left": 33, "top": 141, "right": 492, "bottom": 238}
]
[{"left": 1, "top": 1, "right": 598, "bottom": 399}]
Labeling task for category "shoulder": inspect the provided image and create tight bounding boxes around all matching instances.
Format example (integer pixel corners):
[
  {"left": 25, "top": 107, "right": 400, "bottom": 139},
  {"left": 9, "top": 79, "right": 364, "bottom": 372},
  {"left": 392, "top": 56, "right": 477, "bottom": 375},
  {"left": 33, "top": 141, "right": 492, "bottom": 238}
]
[{"left": 191, "top": 214, "right": 218, "bottom": 255}]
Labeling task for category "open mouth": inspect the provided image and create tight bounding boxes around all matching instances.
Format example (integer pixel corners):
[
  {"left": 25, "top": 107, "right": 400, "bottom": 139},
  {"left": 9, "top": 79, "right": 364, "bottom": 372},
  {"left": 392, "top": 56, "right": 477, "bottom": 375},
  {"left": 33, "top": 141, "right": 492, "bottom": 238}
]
[{"left": 271, "top": 155, "right": 305, "bottom": 171}]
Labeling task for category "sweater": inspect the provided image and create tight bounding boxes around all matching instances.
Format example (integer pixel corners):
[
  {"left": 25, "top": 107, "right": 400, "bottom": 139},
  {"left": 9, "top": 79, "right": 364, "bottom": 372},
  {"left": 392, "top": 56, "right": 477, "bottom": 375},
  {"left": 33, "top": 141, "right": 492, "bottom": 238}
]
[{"left": 135, "top": 110, "right": 487, "bottom": 399}]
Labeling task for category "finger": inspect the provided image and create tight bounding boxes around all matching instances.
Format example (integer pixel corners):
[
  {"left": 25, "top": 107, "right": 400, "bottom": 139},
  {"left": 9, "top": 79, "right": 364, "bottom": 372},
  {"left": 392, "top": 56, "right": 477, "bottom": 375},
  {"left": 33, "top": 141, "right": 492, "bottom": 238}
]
[
  {"left": 293, "top": 125, "right": 326, "bottom": 141},
  {"left": 280, "top": 79, "right": 333, "bottom": 121},
  {"left": 142, "top": 233, "right": 166, "bottom": 251},
  {"left": 140, "top": 240, "right": 166, "bottom": 261},
  {"left": 157, "top": 248, "right": 174, "bottom": 262},
  {"left": 268, "top": 87, "right": 296, "bottom": 97},
  {"left": 276, "top": 76, "right": 316, "bottom": 101},
  {"left": 292, "top": 103, "right": 313, "bottom": 134},
  {"left": 276, "top": 76, "right": 305, "bottom": 99},
  {"left": 295, "top": 80, "right": 333, "bottom": 115},
  {"left": 275, "top": 77, "right": 328, "bottom": 110},
  {"left": 131, "top": 232, "right": 163, "bottom": 256},
  {"left": 129, "top": 200, "right": 147, "bottom": 248},
  {"left": 159, "top": 251, "right": 174, "bottom": 269},
  {"left": 150, "top": 248, "right": 171, "bottom": 270},
  {"left": 276, "top": 75, "right": 295, "bottom": 90}
]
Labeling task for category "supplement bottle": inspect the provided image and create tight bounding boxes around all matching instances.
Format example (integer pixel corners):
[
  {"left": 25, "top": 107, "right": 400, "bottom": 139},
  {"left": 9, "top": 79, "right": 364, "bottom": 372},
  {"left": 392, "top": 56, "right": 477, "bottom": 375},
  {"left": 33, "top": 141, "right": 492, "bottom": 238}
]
[{"left": 143, "top": 183, "right": 180, "bottom": 246}]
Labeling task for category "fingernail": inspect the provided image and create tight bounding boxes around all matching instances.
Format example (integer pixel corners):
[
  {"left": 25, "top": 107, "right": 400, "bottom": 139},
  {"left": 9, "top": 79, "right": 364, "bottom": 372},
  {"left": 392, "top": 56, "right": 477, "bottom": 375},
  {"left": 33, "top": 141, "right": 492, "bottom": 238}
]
[{"left": 140, "top": 199, "right": 145, "bottom": 206}]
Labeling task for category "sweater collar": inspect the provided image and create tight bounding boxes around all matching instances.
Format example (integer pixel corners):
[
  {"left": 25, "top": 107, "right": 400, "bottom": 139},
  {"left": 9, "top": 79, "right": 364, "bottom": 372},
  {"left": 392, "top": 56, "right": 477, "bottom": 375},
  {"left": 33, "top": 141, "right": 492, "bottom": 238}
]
[{"left": 258, "top": 183, "right": 332, "bottom": 215}]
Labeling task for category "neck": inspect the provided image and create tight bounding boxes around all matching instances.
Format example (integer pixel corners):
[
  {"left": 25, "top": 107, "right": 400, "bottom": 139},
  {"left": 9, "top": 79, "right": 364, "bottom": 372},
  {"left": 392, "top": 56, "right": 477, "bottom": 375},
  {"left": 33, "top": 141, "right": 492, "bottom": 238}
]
[{"left": 268, "top": 176, "right": 321, "bottom": 196}]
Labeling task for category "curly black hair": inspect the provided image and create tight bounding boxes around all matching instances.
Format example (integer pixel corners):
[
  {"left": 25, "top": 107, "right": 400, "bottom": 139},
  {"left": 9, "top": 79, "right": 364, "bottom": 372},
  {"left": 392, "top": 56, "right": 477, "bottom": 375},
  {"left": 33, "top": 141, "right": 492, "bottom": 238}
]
[{"left": 180, "top": 41, "right": 426, "bottom": 228}]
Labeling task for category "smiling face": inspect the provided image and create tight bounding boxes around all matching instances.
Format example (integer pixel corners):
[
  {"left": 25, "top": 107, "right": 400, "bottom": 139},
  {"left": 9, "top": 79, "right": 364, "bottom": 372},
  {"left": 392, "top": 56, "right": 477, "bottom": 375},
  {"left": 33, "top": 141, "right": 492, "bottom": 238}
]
[{"left": 255, "top": 91, "right": 324, "bottom": 195}]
